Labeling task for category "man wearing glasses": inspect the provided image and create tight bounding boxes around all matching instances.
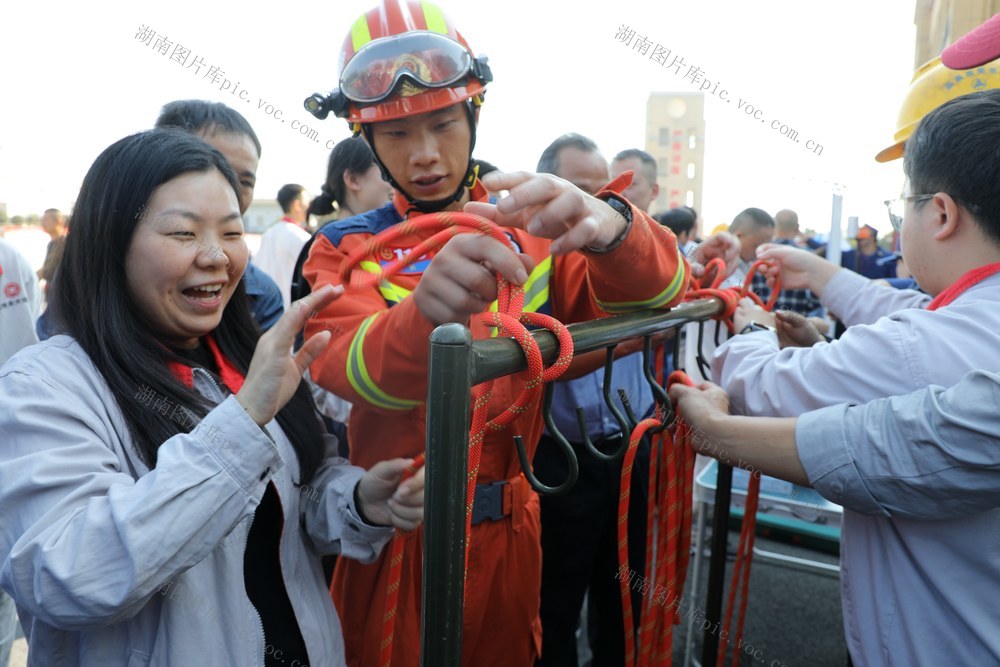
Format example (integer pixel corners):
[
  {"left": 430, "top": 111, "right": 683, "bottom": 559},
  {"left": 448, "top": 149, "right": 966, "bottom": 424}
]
[
  {"left": 704, "top": 88, "right": 1000, "bottom": 665},
  {"left": 721, "top": 84, "right": 1000, "bottom": 417}
]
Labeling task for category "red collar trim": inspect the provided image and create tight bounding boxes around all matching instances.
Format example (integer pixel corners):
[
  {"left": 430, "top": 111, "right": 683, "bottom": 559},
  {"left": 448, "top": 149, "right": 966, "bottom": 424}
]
[
  {"left": 926, "top": 262, "right": 1000, "bottom": 311},
  {"left": 166, "top": 335, "right": 246, "bottom": 393},
  {"left": 392, "top": 180, "right": 489, "bottom": 219}
]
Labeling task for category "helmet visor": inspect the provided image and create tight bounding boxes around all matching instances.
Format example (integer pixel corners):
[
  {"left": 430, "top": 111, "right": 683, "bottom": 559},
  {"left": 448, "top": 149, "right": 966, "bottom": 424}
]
[{"left": 340, "top": 31, "right": 474, "bottom": 104}]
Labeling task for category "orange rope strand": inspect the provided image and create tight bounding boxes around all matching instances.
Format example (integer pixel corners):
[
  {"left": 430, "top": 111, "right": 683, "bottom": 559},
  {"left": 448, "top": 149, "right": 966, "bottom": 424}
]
[{"left": 617, "top": 258, "right": 779, "bottom": 666}]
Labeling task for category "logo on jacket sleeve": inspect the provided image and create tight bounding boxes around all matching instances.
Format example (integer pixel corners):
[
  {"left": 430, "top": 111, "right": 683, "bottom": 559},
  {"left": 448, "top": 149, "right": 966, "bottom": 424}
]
[{"left": 380, "top": 246, "right": 432, "bottom": 274}]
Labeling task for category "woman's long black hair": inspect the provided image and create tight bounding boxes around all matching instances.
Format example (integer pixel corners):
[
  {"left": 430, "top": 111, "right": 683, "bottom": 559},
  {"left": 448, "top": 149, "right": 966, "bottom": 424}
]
[
  {"left": 50, "top": 129, "right": 324, "bottom": 483},
  {"left": 306, "top": 135, "right": 377, "bottom": 218}
]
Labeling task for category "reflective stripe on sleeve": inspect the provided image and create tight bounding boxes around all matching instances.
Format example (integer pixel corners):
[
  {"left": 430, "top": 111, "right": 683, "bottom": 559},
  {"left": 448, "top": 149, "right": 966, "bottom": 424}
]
[{"left": 347, "top": 312, "right": 422, "bottom": 411}]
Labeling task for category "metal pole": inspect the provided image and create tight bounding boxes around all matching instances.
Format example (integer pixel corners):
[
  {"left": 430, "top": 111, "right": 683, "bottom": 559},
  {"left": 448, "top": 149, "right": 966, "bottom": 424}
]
[
  {"left": 701, "top": 463, "right": 733, "bottom": 667},
  {"left": 826, "top": 185, "right": 844, "bottom": 268},
  {"left": 422, "top": 324, "right": 473, "bottom": 667},
  {"left": 824, "top": 186, "right": 845, "bottom": 333}
]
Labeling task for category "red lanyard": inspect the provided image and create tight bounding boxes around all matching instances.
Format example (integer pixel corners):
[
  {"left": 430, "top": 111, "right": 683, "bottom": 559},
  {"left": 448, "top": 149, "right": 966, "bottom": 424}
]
[{"left": 926, "top": 262, "right": 1000, "bottom": 311}]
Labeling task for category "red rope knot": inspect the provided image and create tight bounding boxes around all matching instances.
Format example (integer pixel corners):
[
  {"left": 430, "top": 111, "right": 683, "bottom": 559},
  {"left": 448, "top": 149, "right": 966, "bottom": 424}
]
[{"left": 680, "top": 258, "right": 782, "bottom": 333}]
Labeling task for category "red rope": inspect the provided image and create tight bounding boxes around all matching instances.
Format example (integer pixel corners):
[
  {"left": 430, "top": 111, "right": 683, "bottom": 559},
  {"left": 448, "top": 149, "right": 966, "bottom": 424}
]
[
  {"left": 616, "top": 258, "right": 779, "bottom": 666},
  {"left": 617, "top": 370, "right": 699, "bottom": 667},
  {"left": 693, "top": 258, "right": 776, "bottom": 666},
  {"left": 378, "top": 453, "right": 425, "bottom": 667},
  {"left": 617, "top": 416, "right": 668, "bottom": 666},
  {"left": 713, "top": 260, "right": 776, "bottom": 667},
  {"left": 340, "top": 212, "right": 574, "bottom": 667}
]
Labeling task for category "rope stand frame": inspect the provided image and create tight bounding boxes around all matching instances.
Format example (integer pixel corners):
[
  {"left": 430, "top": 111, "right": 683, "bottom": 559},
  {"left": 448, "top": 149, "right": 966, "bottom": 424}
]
[{"left": 421, "top": 298, "right": 736, "bottom": 667}]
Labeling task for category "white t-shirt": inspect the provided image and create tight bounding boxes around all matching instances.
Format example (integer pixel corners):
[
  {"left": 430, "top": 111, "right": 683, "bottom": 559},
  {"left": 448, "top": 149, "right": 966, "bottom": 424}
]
[
  {"left": 253, "top": 219, "right": 311, "bottom": 313},
  {"left": 0, "top": 239, "right": 40, "bottom": 366}
]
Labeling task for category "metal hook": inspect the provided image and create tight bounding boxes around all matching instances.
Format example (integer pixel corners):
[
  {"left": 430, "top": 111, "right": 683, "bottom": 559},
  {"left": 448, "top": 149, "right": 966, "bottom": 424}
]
[
  {"left": 602, "top": 344, "right": 635, "bottom": 435},
  {"left": 617, "top": 385, "right": 673, "bottom": 438},
  {"left": 642, "top": 335, "right": 671, "bottom": 411},
  {"left": 572, "top": 345, "right": 631, "bottom": 463},
  {"left": 642, "top": 335, "right": 676, "bottom": 432},
  {"left": 514, "top": 383, "right": 579, "bottom": 496},
  {"left": 672, "top": 321, "right": 683, "bottom": 374},
  {"left": 695, "top": 321, "right": 713, "bottom": 380},
  {"left": 618, "top": 387, "right": 639, "bottom": 428}
]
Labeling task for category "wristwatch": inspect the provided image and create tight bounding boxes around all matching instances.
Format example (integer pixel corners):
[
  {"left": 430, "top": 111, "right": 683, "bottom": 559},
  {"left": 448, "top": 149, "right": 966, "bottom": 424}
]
[
  {"left": 582, "top": 194, "right": 633, "bottom": 254},
  {"left": 739, "top": 322, "right": 775, "bottom": 335}
]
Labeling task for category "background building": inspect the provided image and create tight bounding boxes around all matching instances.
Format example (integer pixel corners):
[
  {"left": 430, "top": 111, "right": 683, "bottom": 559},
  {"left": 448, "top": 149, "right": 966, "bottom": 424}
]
[{"left": 645, "top": 92, "right": 705, "bottom": 227}]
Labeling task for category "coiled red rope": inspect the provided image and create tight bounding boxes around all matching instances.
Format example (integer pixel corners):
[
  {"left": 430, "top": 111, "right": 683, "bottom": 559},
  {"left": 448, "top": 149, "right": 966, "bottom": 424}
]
[
  {"left": 617, "top": 259, "right": 779, "bottom": 666},
  {"left": 339, "top": 212, "right": 574, "bottom": 667}
]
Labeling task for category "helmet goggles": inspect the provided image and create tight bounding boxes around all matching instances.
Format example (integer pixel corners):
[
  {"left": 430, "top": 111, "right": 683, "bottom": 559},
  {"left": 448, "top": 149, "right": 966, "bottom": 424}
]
[{"left": 340, "top": 31, "right": 489, "bottom": 104}]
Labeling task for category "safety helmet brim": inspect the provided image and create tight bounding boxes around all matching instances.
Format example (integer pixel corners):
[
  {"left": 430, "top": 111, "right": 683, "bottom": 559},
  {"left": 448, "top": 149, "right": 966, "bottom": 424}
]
[{"left": 875, "top": 140, "right": 905, "bottom": 163}]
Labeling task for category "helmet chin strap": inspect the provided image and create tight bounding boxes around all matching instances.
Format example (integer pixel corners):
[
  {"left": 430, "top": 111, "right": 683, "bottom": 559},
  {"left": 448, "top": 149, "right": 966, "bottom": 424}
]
[{"left": 361, "top": 101, "right": 480, "bottom": 215}]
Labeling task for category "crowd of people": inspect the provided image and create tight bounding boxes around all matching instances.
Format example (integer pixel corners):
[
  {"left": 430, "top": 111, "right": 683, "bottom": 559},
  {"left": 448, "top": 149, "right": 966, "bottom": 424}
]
[{"left": 2, "top": 2, "right": 1000, "bottom": 666}]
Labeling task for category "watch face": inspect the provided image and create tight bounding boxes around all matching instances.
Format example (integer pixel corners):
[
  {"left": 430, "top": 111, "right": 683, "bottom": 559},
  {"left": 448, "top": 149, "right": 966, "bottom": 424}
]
[
  {"left": 605, "top": 195, "right": 628, "bottom": 215},
  {"left": 741, "top": 322, "right": 772, "bottom": 335}
]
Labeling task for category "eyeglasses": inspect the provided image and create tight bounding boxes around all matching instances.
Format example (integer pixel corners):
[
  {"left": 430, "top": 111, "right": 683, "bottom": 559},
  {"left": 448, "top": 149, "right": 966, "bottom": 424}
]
[{"left": 883, "top": 194, "right": 934, "bottom": 231}]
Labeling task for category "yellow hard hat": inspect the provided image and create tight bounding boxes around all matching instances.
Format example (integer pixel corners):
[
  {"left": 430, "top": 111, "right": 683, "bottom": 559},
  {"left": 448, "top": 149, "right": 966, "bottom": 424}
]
[{"left": 875, "top": 55, "right": 1000, "bottom": 162}]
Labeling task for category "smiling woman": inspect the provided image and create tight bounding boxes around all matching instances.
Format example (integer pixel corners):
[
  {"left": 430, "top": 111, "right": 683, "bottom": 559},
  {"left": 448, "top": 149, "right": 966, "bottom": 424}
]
[
  {"left": 125, "top": 169, "right": 247, "bottom": 349},
  {"left": 0, "top": 129, "right": 425, "bottom": 666}
]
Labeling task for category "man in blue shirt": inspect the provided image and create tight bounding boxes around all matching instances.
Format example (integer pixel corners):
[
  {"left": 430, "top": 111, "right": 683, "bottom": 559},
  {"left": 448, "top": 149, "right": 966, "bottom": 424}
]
[
  {"left": 533, "top": 135, "right": 655, "bottom": 666},
  {"left": 840, "top": 224, "right": 897, "bottom": 280}
]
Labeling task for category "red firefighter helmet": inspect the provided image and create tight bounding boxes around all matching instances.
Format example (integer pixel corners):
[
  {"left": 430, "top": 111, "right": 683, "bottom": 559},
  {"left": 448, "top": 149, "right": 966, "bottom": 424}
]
[{"left": 305, "top": 0, "right": 491, "bottom": 127}]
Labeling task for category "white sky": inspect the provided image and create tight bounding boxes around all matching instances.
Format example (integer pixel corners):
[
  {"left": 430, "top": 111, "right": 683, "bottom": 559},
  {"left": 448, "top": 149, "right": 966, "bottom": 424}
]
[{"left": 2, "top": 0, "right": 916, "bottom": 237}]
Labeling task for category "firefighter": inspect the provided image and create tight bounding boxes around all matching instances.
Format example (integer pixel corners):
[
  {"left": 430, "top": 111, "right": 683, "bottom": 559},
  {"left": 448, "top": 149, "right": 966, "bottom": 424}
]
[{"left": 299, "top": 1, "right": 693, "bottom": 664}]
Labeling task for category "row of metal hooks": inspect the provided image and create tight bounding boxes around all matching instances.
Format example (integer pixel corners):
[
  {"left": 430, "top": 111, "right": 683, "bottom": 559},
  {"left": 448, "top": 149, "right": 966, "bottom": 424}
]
[{"left": 512, "top": 322, "right": 708, "bottom": 496}]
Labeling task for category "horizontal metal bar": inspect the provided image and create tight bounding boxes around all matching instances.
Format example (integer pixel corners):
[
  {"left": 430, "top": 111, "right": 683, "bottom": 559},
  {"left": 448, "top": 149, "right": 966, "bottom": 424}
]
[
  {"left": 752, "top": 547, "right": 841, "bottom": 575},
  {"left": 470, "top": 298, "right": 724, "bottom": 384}
]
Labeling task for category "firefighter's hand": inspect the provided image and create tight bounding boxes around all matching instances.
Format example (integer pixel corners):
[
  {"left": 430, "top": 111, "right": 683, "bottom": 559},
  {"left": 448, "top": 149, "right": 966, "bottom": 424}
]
[
  {"left": 413, "top": 233, "right": 535, "bottom": 326},
  {"left": 465, "top": 171, "right": 628, "bottom": 255}
]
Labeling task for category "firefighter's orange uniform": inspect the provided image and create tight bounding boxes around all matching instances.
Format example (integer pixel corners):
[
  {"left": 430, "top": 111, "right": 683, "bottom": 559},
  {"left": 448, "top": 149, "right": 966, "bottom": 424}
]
[
  {"left": 303, "top": 179, "right": 687, "bottom": 666},
  {"left": 300, "top": 2, "right": 689, "bottom": 664}
]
